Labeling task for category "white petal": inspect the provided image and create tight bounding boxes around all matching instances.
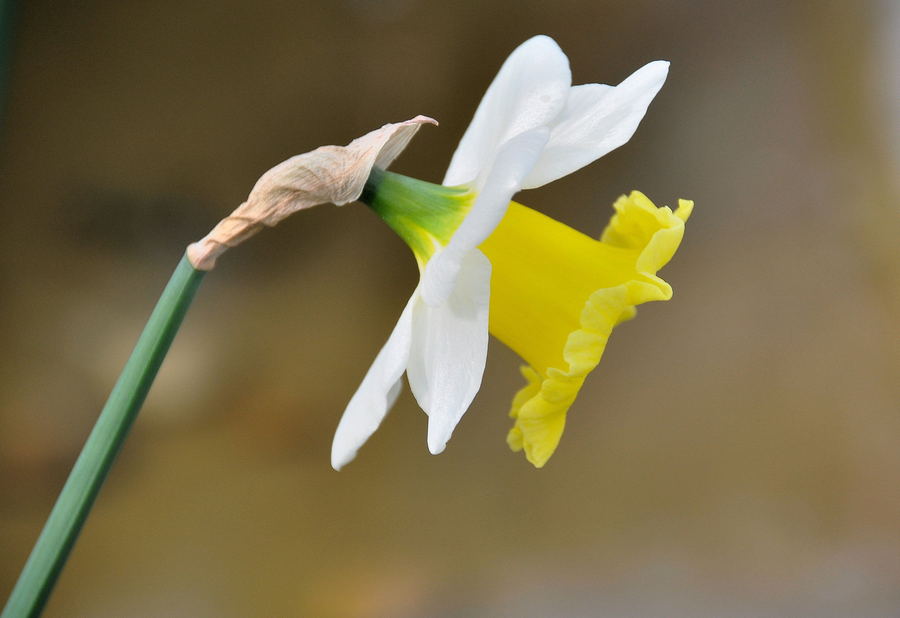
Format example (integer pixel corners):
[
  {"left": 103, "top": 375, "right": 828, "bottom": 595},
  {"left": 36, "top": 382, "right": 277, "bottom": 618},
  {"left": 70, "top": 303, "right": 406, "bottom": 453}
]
[
  {"left": 406, "top": 250, "right": 491, "bottom": 455},
  {"left": 331, "top": 293, "right": 416, "bottom": 470},
  {"left": 423, "top": 127, "right": 549, "bottom": 306},
  {"left": 442, "top": 35, "right": 571, "bottom": 188},
  {"left": 522, "top": 60, "right": 670, "bottom": 189}
]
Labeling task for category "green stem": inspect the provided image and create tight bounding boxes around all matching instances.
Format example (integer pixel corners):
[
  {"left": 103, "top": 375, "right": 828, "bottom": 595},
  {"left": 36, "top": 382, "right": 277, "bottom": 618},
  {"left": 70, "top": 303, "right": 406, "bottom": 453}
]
[{"left": 2, "top": 254, "right": 205, "bottom": 618}]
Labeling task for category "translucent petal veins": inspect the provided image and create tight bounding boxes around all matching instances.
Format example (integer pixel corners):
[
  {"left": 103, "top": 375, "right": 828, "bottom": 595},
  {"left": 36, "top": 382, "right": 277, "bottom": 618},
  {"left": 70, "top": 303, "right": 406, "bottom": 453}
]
[{"left": 481, "top": 192, "right": 693, "bottom": 467}]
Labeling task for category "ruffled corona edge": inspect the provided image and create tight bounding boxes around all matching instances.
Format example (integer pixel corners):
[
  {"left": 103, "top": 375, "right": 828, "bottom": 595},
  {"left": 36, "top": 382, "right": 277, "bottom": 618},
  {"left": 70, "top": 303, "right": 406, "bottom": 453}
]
[{"left": 507, "top": 191, "right": 693, "bottom": 467}]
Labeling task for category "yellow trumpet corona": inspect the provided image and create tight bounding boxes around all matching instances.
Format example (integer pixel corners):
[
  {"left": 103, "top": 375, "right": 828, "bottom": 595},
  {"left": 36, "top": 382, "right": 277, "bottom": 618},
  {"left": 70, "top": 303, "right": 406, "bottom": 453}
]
[{"left": 483, "top": 193, "right": 692, "bottom": 466}]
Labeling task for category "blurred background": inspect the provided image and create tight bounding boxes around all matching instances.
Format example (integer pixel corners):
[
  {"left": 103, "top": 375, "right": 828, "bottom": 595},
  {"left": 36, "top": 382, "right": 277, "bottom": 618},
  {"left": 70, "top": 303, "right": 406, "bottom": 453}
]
[{"left": 1, "top": 1, "right": 898, "bottom": 616}]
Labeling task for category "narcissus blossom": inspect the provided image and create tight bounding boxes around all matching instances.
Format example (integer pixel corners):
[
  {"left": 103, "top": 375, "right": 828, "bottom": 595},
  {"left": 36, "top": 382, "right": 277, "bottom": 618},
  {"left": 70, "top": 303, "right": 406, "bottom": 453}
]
[{"left": 331, "top": 35, "right": 691, "bottom": 469}]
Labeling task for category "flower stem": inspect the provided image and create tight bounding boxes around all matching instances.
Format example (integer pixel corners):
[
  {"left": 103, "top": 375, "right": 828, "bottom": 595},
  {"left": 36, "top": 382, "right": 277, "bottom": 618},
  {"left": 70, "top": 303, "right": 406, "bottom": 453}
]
[{"left": 2, "top": 254, "right": 205, "bottom": 618}]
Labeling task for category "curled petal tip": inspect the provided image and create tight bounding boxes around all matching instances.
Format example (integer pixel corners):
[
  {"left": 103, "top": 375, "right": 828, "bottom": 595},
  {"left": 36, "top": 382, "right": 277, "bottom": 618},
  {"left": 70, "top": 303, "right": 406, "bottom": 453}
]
[
  {"left": 330, "top": 452, "right": 350, "bottom": 471},
  {"left": 427, "top": 435, "right": 448, "bottom": 455},
  {"left": 519, "top": 34, "right": 564, "bottom": 54},
  {"left": 633, "top": 60, "right": 670, "bottom": 86},
  {"left": 408, "top": 114, "right": 439, "bottom": 127},
  {"left": 331, "top": 442, "right": 356, "bottom": 470}
]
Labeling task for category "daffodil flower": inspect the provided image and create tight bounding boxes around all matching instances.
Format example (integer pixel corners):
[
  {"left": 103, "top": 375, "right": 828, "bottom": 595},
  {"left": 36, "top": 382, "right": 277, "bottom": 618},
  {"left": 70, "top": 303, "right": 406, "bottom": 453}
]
[
  {"left": 331, "top": 35, "right": 691, "bottom": 469},
  {"left": 4, "top": 37, "right": 691, "bottom": 618}
]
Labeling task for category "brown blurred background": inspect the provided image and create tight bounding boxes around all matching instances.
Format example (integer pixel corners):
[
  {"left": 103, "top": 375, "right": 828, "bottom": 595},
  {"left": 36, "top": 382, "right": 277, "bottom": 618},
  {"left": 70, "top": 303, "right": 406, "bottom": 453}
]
[{"left": 1, "top": 1, "right": 898, "bottom": 616}]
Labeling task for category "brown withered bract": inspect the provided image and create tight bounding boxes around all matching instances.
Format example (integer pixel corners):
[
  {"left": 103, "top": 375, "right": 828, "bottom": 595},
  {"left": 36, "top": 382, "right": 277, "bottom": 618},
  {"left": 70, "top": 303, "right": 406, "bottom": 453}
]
[{"left": 187, "top": 115, "right": 437, "bottom": 270}]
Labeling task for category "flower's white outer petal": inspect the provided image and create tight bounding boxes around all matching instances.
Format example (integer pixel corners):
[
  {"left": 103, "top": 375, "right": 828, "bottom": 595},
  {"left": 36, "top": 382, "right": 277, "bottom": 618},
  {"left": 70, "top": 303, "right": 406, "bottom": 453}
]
[
  {"left": 442, "top": 35, "right": 571, "bottom": 188},
  {"left": 331, "top": 293, "right": 416, "bottom": 470},
  {"left": 407, "top": 250, "right": 491, "bottom": 455},
  {"left": 521, "top": 61, "right": 669, "bottom": 189},
  {"left": 423, "top": 127, "right": 549, "bottom": 306}
]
